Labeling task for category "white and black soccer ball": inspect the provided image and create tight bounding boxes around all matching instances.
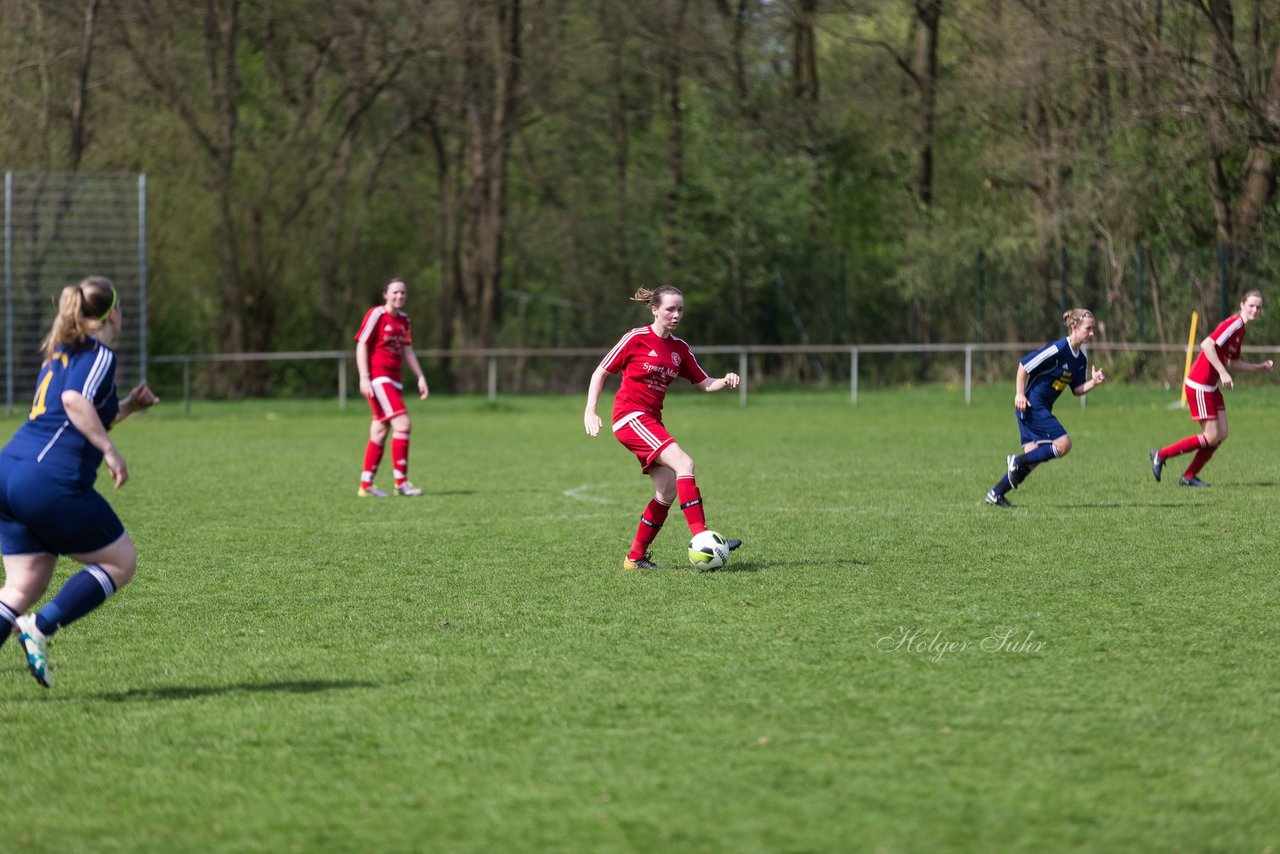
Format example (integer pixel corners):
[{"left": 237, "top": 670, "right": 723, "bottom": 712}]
[{"left": 688, "top": 530, "right": 729, "bottom": 570}]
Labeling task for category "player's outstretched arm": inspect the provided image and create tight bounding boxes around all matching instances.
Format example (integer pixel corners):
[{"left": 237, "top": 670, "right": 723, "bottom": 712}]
[
  {"left": 116, "top": 380, "right": 160, "bottom": 422},
  {"left": 1232, "top": 358, "right": 1275, "bottom": 373},
  {"left": 696, "top": 373, "right": 739, "bottom": 392},
  {"left": 1073, "top": 365, "right": 1107, "bottom": 395}
]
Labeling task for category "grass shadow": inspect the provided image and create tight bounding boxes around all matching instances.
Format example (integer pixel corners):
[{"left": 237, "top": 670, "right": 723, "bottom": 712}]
[
  {"left": 713, "top": 558, "right": 870, "bottom": 572},
  {"left": 1045, "top": 502, "right": 1199, "bottom": 509},
  {"left": 713, "top": 561, "right": 762, "bottom": 573},
  {"left": 88, "top": 678, "right": 379, "bottom": 703}
]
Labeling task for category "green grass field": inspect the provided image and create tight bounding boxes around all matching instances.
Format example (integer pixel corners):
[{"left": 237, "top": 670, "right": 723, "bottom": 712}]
[{"left": 3, "top": 384, "right": 1279, "bottom": 851}]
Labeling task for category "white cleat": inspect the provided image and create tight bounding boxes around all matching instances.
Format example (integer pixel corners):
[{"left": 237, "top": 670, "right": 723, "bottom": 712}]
[
  {"left": 357, "top": 485, "right": 390, "bottom": 498},
  {"left": 16, "top": 615, "right": 51, "bottom": 688},
  {"left": 394, "top": 483, "right": 424, "bottom": 497}
]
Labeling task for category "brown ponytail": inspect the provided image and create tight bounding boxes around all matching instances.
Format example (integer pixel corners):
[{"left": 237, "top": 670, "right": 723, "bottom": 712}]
[
  {"left": 631, "top": 285, "right": 683, "bottom": 307},
  {"left": 40, "top": 276, "right": 117, "bottom": 361}
]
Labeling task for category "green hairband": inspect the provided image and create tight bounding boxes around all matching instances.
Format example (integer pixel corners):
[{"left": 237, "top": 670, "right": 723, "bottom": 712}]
[{"left": 99, "top": 288, "right": 117, "bottom": 322}]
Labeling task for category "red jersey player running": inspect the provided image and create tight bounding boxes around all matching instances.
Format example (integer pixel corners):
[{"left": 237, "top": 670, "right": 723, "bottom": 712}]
[
  {"left": 584, "top": 285, "right": 743, "bottom": 570},
  {"left": 1150, "top": 289, "right": 1273, "bottom": 487},
  {"left": 355, "top": 278, "right": 430, "bottom": 497}
]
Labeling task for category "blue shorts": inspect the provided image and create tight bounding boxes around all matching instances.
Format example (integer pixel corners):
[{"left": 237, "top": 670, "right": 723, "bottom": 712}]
[
  {"left": 1016, "top": 406, "right": 1067, "bottom": 446},
  {"left": 0, "top": 460, "right": 124, "bottom": 556}
]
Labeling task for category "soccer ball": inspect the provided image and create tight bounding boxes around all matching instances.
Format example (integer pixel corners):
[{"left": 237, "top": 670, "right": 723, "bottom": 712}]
[{"left": 688, "top": 530, "right": 730, "bottom": 570}]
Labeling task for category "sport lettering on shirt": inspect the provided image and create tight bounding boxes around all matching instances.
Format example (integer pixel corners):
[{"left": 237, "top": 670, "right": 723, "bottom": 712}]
[
  {"left": 641, "top": 363, "right": 679, "bottom": 379},
  {"left": 599, "top": 327, "right": 709, "bottom": 422}
]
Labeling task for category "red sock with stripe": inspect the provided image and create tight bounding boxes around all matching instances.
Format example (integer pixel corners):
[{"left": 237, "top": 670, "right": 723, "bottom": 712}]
[
  {"left": 628, "top": 498, "right": 671, "bottom": 561},
  {"left": 676, "top": 476, "right": 707, "bottom": 535},
  {"left": 1158, "top": 434, "right": 1206, "bottom": 461},
  {"left": 391, "top": 431, "right": 410, "bottom": 488},
  {"left": 361, "top": 441, "right": 385, "bottom": 488}
]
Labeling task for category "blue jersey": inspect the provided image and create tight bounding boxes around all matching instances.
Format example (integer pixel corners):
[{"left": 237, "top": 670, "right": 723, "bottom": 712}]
[
  {"left": 1, "top": 341, "right": 119, "bottom": 486},
  {"left": 1020, "top": 337, "right": 1088, "bottom": 413}
]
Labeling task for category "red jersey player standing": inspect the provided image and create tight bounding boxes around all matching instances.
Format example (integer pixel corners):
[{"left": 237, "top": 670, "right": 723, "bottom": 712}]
[
  {"left": 1150, "top": 290, "right": 1273, "bottom": 487},
  {"left": 584, "top": 285, "right": 743, "bottom": 570},
  {"left": 355, "top": 278, "right": 430, "bottom": 497}
]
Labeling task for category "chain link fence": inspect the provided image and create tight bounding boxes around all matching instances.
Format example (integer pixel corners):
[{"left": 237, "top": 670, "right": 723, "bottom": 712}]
[{"left": 3, "top": 171, "right": 147, "bottom": 414}]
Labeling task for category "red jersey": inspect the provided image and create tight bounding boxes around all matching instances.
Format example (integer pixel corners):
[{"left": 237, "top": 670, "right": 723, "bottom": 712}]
[
  {"left": 1187, "top": 314, "right": 1245, "bottom": 388},
  {"left": 355, "top": 306, "right": 413, "bottom": 383},
  {"left": 599, "top": 326, "right": 709, "bottom": 423}
]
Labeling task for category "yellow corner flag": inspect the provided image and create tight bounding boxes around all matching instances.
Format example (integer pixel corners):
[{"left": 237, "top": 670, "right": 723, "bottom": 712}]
[{"left": 1179, "top": 311, "right": 1199, "bottom": 408}]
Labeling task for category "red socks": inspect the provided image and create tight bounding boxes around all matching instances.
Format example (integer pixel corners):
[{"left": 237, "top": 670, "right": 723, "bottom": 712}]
[
  {"left": 676, "top": 476, "right": 707, "bottom": 535},
  {"left": 1185, "top": 444, "right": 1218, "bottom": 479},
  {"left": 361, "top": 440, "right": 385, "bottom": 487},
  {"left": 624, "top": 478, "right": 707, "bottom": 560},
  {"left": 391, "top": 431, "right": 410, "bottom": 487},
  {"left": 628, "top": 498, "right": 671, "bottom": 561},
  {"left": 1158, "top": 434, "right": 1206, "bottom": 461}
]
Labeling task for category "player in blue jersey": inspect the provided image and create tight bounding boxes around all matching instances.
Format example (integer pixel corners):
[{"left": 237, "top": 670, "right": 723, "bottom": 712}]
[
  {"left": 0, "top": 277, "right": 159, "bottom": 688},
  {"left": 984, "top": 308, "right": 1107, "bottom": 507}
]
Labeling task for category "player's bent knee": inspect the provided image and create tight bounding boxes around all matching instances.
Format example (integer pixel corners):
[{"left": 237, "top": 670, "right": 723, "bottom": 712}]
[
  {"left": 97, "top": 538, "right": 138, "bottom": 588},
  {"left": 104, "top": 562, "right": 136, "bottom": 588}
]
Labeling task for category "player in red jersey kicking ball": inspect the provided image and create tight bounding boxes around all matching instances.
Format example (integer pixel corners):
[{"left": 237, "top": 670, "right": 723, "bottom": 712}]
[
  {"left": 355, "top": 278, "right": 430, "bottom": 497},
  {"left": 1149, "top": 290, "right": 1273, "bottom": 487},
  {"left": 584, "top": 286, "right": 743, "bottom": 570}
]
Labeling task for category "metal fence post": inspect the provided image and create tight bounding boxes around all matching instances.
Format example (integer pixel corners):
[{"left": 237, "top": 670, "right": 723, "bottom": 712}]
[
  {"left": 851, "top": 347, "right": 859, "bottom": 406},
  {"left": 338, "top": 356, "right": 347, "bottom": 409},
  {"left": 488, "top": 354, "right": 498, "bottom": 402},
  {"left": 138, "top": 174, "right": 148, "bottom": 383},
  {"left": 182, "top": 358, "right": 191, "bottom": 416},
  {"left": 965, "top": 344, "right": 973, "bottom": 406},
  {"left": 3, "top": 171, "right": 11, "bottom": 416},
  {"left": 738, "top": 349, "right": 748, "bottom": 406}
]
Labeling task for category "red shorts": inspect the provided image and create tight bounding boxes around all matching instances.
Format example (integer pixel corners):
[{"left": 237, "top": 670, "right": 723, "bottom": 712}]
[
  {"left": 367, "top": 378, "right": 407, "bottom": 422},
  {"left": 612, "top": 413, "right": 674, "bottom": 474},
  {"left": 1185, "top": 381, "right": 1224, "bottom": 422}
]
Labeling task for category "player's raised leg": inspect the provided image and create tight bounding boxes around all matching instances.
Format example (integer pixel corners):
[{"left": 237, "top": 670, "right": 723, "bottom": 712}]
[{"left": 656, "top": 443, "right": 742, "bottom": 552}]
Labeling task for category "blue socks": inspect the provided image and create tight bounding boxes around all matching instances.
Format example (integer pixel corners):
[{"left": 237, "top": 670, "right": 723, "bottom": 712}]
[
  {"left": 0, "top": 600, "right": 17, "bottom": 650},
  {"left": 34, "top": 565, "right": 116, "bottom": 637},
  {"left": 994, "top": 445, "right": 1060, "bottom": 496},
  {"left": 1019, "top": 444, "right": 1060, "bottom": 466}
]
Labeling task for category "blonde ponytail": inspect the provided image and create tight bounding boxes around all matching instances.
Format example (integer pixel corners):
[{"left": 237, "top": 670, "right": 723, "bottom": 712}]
[
  {"left": 40, "top": 276, "right": 116, "bottom": 361},
  {"left": 1062, "top": 308, "right": 1094, "bottom": 330}
]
